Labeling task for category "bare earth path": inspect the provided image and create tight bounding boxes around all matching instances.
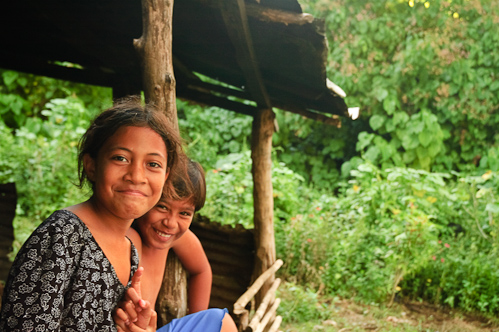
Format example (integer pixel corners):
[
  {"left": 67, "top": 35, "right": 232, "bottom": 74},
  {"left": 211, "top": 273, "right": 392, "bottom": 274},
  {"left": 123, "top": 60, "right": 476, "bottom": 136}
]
[{"left": 282, "top": 299, "right": 499, "bottom": 332}]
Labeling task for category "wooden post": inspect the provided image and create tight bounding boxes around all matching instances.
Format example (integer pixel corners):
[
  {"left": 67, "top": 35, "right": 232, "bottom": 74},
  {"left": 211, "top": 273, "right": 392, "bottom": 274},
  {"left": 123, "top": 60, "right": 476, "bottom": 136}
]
[
  {"left": 155, "top": 251, "right": 188, "bottom": 326},
  {"left": 0, "top": 183, "right": 16, "bottom": 282},
  {"left": 134, "top": 0, "right": 186, "bottom": 324},
  {"left": 251, "top": 107, "right": 276, "bottom": 305},
  {"left": 134, "top": 0, "right": 178, "bottom": 129}
]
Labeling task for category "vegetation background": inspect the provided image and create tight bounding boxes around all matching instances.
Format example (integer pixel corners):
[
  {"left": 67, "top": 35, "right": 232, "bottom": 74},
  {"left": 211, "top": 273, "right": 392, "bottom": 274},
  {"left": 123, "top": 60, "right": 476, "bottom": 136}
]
[{"left": 1, "top": 0, "right": 499, "bottom": 331}]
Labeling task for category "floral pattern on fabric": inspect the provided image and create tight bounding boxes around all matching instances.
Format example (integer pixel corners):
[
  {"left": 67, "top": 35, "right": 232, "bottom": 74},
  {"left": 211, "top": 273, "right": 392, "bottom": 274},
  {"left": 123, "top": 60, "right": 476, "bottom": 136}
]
[{"left": 0, "top": 210, "right": 139, "bottom": 332}]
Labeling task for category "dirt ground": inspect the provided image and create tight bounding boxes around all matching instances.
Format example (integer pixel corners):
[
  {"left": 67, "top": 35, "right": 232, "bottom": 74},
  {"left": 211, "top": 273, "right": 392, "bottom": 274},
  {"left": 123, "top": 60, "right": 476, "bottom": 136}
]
[
  {"left": 320, "top": 299, "right": 499, "bottom": 332},
  {"left": 282, "top": 299, "right": 499, "bottom": 332}
]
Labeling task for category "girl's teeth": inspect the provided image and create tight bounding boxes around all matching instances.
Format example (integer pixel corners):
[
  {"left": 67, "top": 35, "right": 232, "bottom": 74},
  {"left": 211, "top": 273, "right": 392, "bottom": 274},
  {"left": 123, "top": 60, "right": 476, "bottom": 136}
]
[{"left": 155, "top": 230, "right": 171, "bottom": 238}]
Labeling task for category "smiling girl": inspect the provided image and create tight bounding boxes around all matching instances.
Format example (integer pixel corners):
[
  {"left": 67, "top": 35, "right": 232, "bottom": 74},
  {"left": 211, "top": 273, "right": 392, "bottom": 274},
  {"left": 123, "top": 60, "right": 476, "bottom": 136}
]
[
  {"left": 0, "top": 98, "right": 184, "bottom": 331},
  {"left": 115, "top": 161, "right": 237, "bottom": 332}
]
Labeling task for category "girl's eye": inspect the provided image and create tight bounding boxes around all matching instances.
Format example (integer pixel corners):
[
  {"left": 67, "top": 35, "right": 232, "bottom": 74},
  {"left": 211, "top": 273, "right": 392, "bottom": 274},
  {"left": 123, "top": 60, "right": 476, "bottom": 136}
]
[
  {"left": 113, "top": 156, "right": 128, "bottom": 162},
  {"left": 157, "top": 204, "right": 168, "bottom": 211},
  {"left": 180, "top": 211, "right": 193, "bottom": 217},
  {"left": 148, "top": 162, "right": 162, "bottom": 168}
]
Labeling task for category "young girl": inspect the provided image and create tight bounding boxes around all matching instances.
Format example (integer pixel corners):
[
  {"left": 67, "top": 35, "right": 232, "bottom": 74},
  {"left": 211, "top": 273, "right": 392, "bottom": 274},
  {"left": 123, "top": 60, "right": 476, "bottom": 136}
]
[
  {"left": 0, "top": 98, "right": 184, "bottom": 331},
  {"left": 131, "top": 160, "right": 211, "bottom": 312},
  {"left": 115, "top": 161, "right": 237, "bottom": 332}
]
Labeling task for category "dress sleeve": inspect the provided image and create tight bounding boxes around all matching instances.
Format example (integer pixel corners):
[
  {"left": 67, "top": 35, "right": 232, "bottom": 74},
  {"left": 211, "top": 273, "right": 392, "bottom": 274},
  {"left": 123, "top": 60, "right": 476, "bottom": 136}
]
[{"left": 0, "top": 218, "right": 79, "bottom": 331}]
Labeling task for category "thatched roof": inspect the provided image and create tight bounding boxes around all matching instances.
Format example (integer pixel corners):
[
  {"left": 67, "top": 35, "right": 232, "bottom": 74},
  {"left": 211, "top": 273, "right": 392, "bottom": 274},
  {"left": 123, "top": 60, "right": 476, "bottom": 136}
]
[{"left": 0, "top": 0, "right": 348, "bottom": 122}]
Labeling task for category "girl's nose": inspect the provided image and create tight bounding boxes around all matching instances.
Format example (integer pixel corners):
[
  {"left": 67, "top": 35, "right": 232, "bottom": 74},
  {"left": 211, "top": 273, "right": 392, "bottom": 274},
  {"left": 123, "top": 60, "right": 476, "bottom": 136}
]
[
  {"left": 162, "top": 215, "right": 177, "bottom": 229},
  {"left": 124, "top": 162, "right": 146, "bottom": 184}
]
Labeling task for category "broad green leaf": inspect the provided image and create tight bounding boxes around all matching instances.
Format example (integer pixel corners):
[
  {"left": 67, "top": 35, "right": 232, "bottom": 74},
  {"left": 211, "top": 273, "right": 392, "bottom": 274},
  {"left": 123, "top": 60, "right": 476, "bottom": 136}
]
[
  {"left": 383, "top": 94, "right": 398, "bottom": 115},
  {"left": 485, "top": 203, "right": 499, "bottom": 214},
  {"left": 418, "top": 130, "right": 433, "bottom": 147},
  {"left": 393, "top": 112, "right": 409, "bottom": 126},
  {"left": 370, "top": 114, "right": 386, "bottom": 131}
]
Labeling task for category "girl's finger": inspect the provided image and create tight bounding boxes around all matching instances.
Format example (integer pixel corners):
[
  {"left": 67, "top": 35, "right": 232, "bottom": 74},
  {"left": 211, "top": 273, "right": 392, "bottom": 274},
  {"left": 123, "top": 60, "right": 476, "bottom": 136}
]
[{"left": 124, "top": 300, "right": 139, "bottom": 323}]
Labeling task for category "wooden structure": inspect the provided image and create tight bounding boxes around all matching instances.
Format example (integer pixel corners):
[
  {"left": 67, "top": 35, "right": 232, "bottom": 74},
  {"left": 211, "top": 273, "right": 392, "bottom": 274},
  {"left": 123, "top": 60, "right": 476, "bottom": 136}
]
[
  {"left": 0, "top": 183, "right": 16, "bottom": 282},
  {"left": 0, "top": 0, "right": 349, "bottom": 330}
]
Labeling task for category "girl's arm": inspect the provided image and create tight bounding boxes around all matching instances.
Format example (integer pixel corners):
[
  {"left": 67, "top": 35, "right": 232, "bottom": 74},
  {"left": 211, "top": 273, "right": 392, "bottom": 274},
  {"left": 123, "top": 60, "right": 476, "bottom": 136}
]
[{"left": 172, "top": 229, "right": 212, "bottom": 313}]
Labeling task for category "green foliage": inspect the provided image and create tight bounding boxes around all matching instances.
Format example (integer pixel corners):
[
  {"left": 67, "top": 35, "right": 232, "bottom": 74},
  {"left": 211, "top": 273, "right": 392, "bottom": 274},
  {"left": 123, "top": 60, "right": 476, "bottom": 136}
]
[
  {"left": 272, "top": 109, "right": 368, "bottom": 189},
  {"left": 295, "top": 0, "right": 499, "bottom": 174},
  {"left": 178, "top": 100, "right": 252, "bottom": 169},
  {"left": 0, "top": 72, "right": 111, "bottom": 251},
  {"left": 0, "top": 69, "right": 111, "bottom": 129},
  {"left": 277, "top": 160, "right": 499, "bottom": 315},
  {"left": 201, "top": 151, "right": 307, "bottom": 228},
  {"left": 277, "top": 282, "right": 331, "bottom": 323}
]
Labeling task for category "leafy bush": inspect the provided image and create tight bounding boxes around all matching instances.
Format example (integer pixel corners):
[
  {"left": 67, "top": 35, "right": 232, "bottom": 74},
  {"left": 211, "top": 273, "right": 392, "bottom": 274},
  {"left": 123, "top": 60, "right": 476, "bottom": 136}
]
[
  {"left": 290, "top": 0, "right": 499, "bottom": 176},
  {"left": 201, "top": 151, "right": 307, "bottom": 228},
  {"left": 277, "top": 282, "right": 331, "bottom": 323},
  {"left": 277, "top": 161, "right": 499, "bottom": 315},
  {"left": 0, "top": 97, "right": 108, "bottom": 253}
]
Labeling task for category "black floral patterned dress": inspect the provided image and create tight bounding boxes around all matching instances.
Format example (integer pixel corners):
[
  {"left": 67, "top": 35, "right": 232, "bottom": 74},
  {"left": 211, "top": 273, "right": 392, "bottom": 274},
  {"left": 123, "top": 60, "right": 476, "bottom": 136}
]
[{"left": 0, "top": 210, "right": 139, "bottom": 332}]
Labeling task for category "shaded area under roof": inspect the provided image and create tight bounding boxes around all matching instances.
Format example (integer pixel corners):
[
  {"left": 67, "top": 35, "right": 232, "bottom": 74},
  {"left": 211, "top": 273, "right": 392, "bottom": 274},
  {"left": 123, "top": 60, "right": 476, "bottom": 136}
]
[{"left": 0, "top": 0, "right": 348, "bottom": 120}]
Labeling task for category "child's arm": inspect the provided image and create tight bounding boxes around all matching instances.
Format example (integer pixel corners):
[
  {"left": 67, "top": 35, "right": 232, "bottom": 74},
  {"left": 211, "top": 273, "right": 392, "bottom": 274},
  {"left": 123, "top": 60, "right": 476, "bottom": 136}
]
[{"left": 172, "top": 229, "right": 212, "bottom": 313}]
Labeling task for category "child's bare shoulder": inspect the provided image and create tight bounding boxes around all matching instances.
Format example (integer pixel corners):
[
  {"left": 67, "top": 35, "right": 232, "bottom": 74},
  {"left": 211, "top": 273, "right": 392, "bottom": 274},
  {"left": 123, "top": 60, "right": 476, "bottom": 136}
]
[{"left": 127, "top": 227, "right": 143, "bottom": 255}]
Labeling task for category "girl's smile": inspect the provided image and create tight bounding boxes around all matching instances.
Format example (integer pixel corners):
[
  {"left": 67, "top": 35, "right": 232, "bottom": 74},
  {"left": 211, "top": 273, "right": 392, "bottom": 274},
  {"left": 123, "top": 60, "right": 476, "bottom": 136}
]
[
  {"left": 84, "top": 126, "right": 169, "bottom": 222},
  {"left": 138, "top": 197, "right": 195, "bottom": 250}
]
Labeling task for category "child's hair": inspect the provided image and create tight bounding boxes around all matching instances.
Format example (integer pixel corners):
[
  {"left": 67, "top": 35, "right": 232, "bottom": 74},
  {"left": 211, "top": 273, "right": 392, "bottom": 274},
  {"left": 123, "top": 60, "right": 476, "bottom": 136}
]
[
  {"left": 77, "top": 96, "right": 185, "bottom": 193},
  {"left": 166, "top": 160, "right": 206, "bottom": 212}
]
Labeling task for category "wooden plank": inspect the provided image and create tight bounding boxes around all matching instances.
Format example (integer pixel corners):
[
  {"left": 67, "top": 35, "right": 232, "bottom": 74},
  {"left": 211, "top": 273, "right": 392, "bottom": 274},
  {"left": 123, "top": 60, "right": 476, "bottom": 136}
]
[
  {"left": 254, "top": 298, "right": 281, "bottom": 332},
  {"left": 234, "top": 260, "right": 283, "bottom": 314},
  {"left": 247, "top": 279, "right": 281, "bottom": 330},
  {"left": 218, "top": 0, "right": 271, "bottom": 109}
]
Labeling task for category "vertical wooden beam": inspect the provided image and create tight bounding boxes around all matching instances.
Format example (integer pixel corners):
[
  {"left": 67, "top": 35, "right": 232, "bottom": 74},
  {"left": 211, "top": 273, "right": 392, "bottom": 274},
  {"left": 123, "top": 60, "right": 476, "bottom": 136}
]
[
  {"left": 155, "top": 251, "right": 188, "bottom": 326},
  {"left": 134, "top": 0, "right": 178, "bottom": 129},
  {"left": 251, "top": 107, "right": 276, "bottom": 305},
  {"left": 134, "top": 0, "right": 186, "bottom": 325}
]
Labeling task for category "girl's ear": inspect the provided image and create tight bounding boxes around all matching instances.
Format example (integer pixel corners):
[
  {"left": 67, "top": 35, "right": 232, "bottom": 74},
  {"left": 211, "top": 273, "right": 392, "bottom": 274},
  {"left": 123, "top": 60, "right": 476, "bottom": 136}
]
[
  {"left": 165, "top": 167, "right": 171, "bottom": 181},
  {"left": 83, "top": 154, "right": 96, "bottom": 182}
]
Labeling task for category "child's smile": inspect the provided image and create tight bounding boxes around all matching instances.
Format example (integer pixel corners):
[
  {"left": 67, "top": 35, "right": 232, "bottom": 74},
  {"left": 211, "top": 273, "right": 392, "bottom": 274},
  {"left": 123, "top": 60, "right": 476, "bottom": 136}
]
[
  {"left": 85, "top": 126, "right": 169, "bottom": 222},
  {"left": 138, "top": 197, "right": 195, "bottom": 250}
]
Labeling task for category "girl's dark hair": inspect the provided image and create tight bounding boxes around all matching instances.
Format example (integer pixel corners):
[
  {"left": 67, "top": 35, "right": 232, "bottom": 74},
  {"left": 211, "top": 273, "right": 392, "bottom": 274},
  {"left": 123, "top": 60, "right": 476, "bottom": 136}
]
[
  {"left": 166, "top": 160, "right": 206, "bottom": 212},
  {"left": 77, "top": 96, "right": 186, "bottom": 194}
]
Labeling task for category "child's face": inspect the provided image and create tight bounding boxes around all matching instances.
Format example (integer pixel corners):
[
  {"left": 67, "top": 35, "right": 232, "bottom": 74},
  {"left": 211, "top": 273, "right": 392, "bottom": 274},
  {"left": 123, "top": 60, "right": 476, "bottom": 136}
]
[
  {"left": 137, "top": 197, "right": 195, "bottom": 250},
  {"left": 85, "top": 126, "right": 168, "bottom": 221}
]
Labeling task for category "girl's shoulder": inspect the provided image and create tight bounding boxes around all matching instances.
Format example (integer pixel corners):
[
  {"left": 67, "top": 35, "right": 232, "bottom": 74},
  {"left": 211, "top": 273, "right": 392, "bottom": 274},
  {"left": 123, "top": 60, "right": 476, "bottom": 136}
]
[{"left": 35, "top": 210, "right": 92, "bottom": 238}]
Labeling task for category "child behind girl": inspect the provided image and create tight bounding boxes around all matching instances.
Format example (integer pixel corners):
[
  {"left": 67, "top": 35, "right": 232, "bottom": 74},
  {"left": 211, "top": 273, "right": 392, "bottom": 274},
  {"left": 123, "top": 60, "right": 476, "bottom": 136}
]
[
  {"left": 115, "top": 161, "right": 237, "bottom": 332},
  {"left": 1, "top": 98, "right": 184, "bottom": 331}
]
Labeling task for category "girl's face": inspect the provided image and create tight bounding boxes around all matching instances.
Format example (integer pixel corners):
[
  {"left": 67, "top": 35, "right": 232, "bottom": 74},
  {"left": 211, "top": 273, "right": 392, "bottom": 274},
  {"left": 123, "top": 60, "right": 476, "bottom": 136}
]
[
  {"left": 137, "top": 197, "right": 195, "bottom": 250},
  {"left": 85, "top": 126, "right": 169, "bottom": 222}
]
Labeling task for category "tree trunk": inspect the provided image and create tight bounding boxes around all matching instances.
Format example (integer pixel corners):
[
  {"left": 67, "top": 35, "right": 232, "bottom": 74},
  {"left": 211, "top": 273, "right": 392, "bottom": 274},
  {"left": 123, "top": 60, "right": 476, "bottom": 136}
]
[
  {"left": 251, "top": 107, "right": 276, "bottom": 306},
  {"left": 134, "top": 0, "right": 185, "bottom": 323},
  {"left": 155, "top": 251, "right": 188, "bottom": 326},
  {"left": 134, "top": 0, "right": 178, "bottom": 128}
]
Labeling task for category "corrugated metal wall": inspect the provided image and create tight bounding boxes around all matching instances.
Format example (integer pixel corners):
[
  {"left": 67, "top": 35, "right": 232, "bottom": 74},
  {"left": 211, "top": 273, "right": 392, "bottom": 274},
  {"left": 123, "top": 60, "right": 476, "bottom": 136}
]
[{"left": 191, "top": 215, "right": 255, "bottom": 312}]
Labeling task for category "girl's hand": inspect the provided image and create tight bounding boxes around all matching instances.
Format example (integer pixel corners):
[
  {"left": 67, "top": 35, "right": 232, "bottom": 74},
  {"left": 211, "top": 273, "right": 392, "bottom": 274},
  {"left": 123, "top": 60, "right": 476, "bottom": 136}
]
[
  {"left": 114, "top": 267, "right": 157, "bottom": 331},
  {"left": 115, "top": 302, "right": 157, "bottom": 332}
]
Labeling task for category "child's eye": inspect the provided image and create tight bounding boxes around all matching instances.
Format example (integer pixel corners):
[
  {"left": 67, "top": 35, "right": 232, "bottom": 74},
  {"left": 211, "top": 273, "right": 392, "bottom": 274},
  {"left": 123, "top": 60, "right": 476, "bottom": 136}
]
[
  {"left": 112, "top": 156, "right": 128, "bottom": 162},
  {"left": 180, "top": 211, "right": 193, "bottom": 217},
  {"left": 157, "top": 204, "right": 168, "bottom": 211},
  {"left": 148, "top": 162, "right": 162, "bottom": 168}
]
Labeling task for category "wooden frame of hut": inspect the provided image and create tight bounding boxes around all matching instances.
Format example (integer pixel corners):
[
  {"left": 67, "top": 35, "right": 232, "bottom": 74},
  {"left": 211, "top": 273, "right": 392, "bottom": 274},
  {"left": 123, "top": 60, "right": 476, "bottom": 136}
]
[{"left": 0, "top": 0, "right": 350, "bottom": 330}]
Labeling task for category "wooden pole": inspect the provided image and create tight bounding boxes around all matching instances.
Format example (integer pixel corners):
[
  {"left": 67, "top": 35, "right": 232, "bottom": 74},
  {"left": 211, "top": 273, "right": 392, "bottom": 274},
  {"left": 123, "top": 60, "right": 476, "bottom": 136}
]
[
  {"left": 134, "top": 0, "right": 186, "bottom": 325},
  {"left": 134, "top": 0, "right": 178, "bottom": 129},
  {"left": 251, "top": 107, "right": 276, "bottom": 305}
]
